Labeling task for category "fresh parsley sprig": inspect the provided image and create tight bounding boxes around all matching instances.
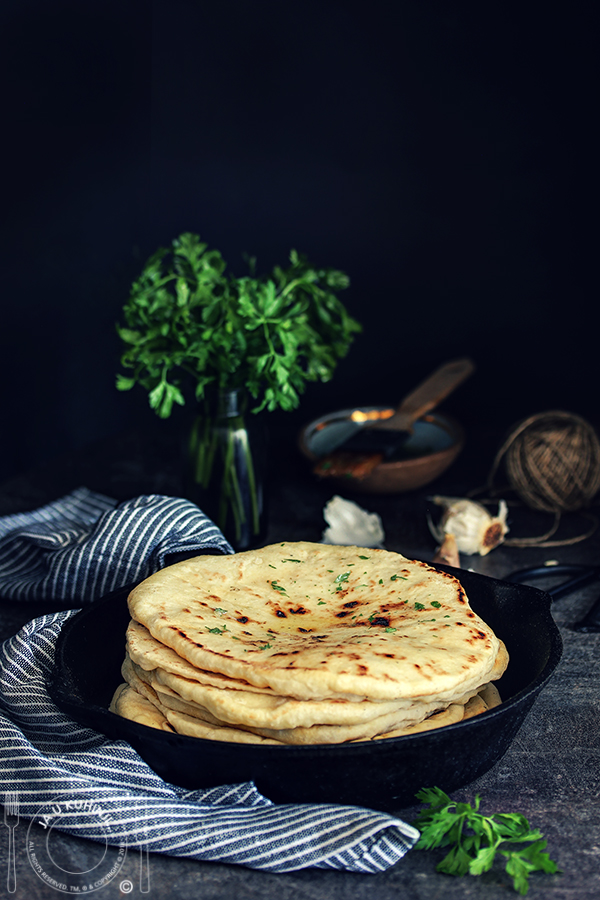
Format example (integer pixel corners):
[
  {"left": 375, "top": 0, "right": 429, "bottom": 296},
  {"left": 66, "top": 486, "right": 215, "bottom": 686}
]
[
  {"left": 412, "top": 787, "right": 560, "bottom": 895},
  {"left": 116, "top": 233, "right": 361, "bottom": 417}
]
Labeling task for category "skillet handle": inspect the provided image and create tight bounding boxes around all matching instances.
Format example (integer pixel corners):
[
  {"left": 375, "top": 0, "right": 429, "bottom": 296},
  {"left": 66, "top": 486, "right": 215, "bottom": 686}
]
[
  {"left": 505, "top": 565, "right": 600, "bottom": 633},
  {"left": 572, "top": 596, "right": 600, "bottom": 633}
]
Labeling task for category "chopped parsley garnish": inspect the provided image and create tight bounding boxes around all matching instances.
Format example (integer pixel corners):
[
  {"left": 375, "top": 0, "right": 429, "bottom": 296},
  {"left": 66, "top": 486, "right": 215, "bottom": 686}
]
[
  {"left": 206, "top": 626, "right": 227, "bottom": 634},
  {"left": 317, "top": 600, "right": 326, "bottom": 605},
  {"left": 358, "top": 555, "right": 370, "bottom": 559},
  {"left": 257, "top": 643, "right": 272, "bottom": 650},
  {"left": 431, "top": 601, "right": 442, "bottom": 608},
  {"left": 270, "top": 580, "right": 286, "bottom": 593},
  {"left": 334, "top": 572, "right": 350, "bottom": 590},
  {"left": 385, "top": 626, "right": 397, "bottom": 633},
  {"left": 390, "top": 574, "right": 407, "bottom": 581},
  {"left": 414, "top": 602, "right": 425, "bottom": 610},
  {"left": 213, "top": 608, "right": 227, "bottom": 616},
  {"left": 281, "top": 558, "right": 304, "bottom": 563}
]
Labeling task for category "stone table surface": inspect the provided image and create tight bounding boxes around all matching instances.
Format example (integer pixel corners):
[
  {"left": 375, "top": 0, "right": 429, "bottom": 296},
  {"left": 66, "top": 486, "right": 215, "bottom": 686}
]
[{"left": 0, "top": 423, "right": 599, "bottom": 899}]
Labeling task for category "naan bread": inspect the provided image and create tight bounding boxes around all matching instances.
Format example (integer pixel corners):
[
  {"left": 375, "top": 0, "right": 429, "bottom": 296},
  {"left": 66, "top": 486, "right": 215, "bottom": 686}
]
[
  {"left": 139, "top": 656, "right": 440, "bottom": 727},
  {"left": 113, "top": 666, "right": 500, "bottom": 744},
  {"left": 109, "top": 683, "right": 174, "bottom": 732},
  {"left": 128, "top": 542, "right": 502, "bottom": 703},
  {"left": 122, "top": 654, "right": 474, "bottom": 742},
  {"left": 126, "top": 619, "right": 365, "bottom": 700},
  {"left": 479, "top": 681, "right": 502, "bottom": 709}
]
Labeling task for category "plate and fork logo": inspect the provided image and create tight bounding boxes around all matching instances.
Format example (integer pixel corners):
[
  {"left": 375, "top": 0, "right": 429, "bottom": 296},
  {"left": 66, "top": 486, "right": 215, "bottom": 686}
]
[
  {"left": 3, "top": 791, "right": 150, "bottom": 893},
  {"left": 3, "top": 791, "right": 18, "bottom": 893}
]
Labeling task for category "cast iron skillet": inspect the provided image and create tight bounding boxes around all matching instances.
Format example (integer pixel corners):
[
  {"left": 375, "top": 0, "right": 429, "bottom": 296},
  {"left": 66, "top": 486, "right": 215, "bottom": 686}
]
[{"left": 49, "top": 565, "right": 562, "bottom": 812}]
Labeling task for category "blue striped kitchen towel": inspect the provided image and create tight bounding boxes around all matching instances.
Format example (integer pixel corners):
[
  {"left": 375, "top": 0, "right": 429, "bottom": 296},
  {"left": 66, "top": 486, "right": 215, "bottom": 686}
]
[
  {"left": 0, "top": 489, "right": 419, "bottom": 874},
  {"left": 0, "top": 487, "right": 232, "bottom": 603}
]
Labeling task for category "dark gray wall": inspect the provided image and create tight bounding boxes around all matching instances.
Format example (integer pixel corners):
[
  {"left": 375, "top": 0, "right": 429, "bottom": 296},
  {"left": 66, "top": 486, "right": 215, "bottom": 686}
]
[{"left": 1, "top": 0, "right": 595, "bottom": 481}]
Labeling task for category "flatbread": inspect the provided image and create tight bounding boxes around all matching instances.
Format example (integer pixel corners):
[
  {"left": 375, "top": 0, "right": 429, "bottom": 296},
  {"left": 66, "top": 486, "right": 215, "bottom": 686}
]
[
  {"left": 374, "top": 703, "right": 467, "bottom": 738},
  {"left": 140, "top": 656, "right": 440, "bottom": 728},
  {"left": 123, "top": 653, "right": 474, "bottom": 743},
  {"left": 111, "top": 680, "right": 283, "bottom": 744},
  {"left": 126, "top": 619, "right": 365, "bottom": 700},
  {"left": 479, "top": 681, "right": 502, "bottom": 709},
  {"left": 113, "top": 671, "right": 499, "bottom": 744},
  {"left": 109, "top": 683, "right": 174, "bottom": 732},
  {"left": 128, "top": 542, "right": 502, "bottom": 702}
]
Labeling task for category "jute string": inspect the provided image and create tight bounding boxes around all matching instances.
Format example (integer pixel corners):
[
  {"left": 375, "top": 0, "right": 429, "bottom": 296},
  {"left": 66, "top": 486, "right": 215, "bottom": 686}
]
[{"left": 471, "top": 411, "right": 600, "bottom": 547}]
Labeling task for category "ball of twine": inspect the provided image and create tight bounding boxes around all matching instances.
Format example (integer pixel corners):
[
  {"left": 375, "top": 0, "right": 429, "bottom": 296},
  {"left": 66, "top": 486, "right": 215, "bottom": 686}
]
[{"left": 490, "top": 410, "right": 600, "bottom": 513}]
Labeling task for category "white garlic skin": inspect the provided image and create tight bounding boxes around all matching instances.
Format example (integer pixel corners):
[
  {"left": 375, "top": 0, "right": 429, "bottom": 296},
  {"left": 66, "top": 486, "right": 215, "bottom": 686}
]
[
  {"left": 428, "top": 496, "right": 509, "bottom": 556},
  {"left": 321, "top": 495, "right": 385, "bottom": 548}
]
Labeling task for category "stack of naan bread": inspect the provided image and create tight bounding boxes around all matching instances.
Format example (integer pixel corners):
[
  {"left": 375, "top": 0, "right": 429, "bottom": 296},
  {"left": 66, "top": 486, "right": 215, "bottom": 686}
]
[{"left": 110, "top": 542, "right": 507, "bottom": 744}]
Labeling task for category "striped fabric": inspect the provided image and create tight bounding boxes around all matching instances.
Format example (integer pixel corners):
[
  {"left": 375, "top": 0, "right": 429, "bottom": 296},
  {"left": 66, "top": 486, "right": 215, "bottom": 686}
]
[
  {"left": 0, "top": 490, "right": 419, "bottom": 873},
  {"left": 0, "top": 487, "right": 232, "bottom": 603}
]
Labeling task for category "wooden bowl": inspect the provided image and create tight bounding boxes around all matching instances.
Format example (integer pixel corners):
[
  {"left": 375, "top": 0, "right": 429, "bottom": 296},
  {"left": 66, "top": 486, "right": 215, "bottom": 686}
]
[{"left": 298, "top": 409, "right": 465, "bottom": 494}]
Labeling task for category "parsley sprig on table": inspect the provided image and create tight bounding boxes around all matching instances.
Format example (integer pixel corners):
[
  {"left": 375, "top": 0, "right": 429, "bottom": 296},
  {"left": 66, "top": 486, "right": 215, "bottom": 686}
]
[
  {"left": 412, "top": 787, "right": 560, "bottom": 895},
  {"left": 116, "top": 232, "right": 361, "bottom": 417}
]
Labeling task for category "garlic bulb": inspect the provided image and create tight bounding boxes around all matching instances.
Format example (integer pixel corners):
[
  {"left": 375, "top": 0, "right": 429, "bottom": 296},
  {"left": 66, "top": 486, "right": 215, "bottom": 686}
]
[{"left": 428, "top": 496, "right": 509, "bottom": 556}]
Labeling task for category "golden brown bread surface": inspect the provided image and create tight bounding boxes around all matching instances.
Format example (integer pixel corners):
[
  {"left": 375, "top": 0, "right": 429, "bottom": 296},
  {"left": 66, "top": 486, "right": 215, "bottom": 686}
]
[
  {"left": 111, "top": 542, "right": 508, "bottom": 743},
  {"left": 127, "top": 542, "right": 502, "bottom": 702}
]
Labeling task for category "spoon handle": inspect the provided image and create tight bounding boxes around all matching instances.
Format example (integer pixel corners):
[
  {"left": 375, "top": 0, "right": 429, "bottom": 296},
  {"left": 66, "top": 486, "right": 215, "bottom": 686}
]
[{"left": 371, "top": 358, "right": 475, "bottom": 431}]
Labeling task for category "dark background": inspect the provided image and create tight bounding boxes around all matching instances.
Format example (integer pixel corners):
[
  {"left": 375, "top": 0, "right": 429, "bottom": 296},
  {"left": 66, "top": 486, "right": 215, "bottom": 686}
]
[{"left": 0, "top": 0, "right": 595, "bottom": 484}]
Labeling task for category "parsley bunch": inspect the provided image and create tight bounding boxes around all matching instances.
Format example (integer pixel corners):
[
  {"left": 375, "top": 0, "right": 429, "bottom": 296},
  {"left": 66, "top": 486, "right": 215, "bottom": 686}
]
[
  {"left": 413, "top": 787, "right": 560, "bottom": 895},
  {"left": 116, "top": 233, "right": 361, "bottom": 418}
]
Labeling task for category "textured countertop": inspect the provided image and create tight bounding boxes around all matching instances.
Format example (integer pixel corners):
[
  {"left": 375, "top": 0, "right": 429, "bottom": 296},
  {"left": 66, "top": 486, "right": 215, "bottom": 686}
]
[{"left": 1, "top": 423, "right": 599, "bottom": 899}]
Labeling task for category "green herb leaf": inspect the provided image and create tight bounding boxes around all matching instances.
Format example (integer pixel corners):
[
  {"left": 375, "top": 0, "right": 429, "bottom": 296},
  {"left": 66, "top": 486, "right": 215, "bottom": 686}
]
[
  {"left": 334, "top": 572, "right": 351, "bottom": 590},
  {"left": 412, "top": 788, "right": 561, "bottom": 895},
  {"left": 116, "top": 233, "right": 361, "bottom": 418}
]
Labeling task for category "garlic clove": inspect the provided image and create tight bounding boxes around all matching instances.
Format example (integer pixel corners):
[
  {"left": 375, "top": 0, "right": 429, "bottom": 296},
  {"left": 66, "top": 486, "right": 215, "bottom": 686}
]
[
  {"left": 433, "top": 532, "right": 460, "bottom": 567},
  {"left": 428, "top": 496, "right": 509, "bottom": 556}
]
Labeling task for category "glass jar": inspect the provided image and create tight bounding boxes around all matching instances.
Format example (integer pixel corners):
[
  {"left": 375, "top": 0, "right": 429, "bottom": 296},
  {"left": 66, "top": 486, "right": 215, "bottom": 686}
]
[{"left": 186, "top": 387, "right": 267, "bottom": 550}]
